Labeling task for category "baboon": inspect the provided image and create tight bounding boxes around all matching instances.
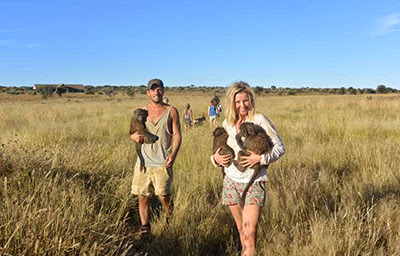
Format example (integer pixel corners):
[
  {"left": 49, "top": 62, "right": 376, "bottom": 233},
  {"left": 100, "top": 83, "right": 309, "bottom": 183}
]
[
  {"left": 193, "top": 113, "right": 206, "bottom": 126},
  {"left": 129, "top": 108, "right": 159, "bottom": 172},
  {"left": 212, "top": 127, "right": 235, "bottom": 177},
  {"left": 235, "top": 122, "right": 273, "bottom": 207}
]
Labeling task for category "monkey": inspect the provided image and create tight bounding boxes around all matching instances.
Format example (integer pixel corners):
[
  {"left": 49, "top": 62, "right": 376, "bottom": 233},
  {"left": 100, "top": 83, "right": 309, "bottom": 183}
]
[
  {"left": 212, "top": 127, "right": 235, "bottom": 177},
  {"left": 235, "top": 122, "right": 273, "bottom": 207},
  {"left": 193, "top": 113, "right": 206, "bottom": 126},
  {"left": 129, "top": 108, "right": 159, "bottom": 172}
]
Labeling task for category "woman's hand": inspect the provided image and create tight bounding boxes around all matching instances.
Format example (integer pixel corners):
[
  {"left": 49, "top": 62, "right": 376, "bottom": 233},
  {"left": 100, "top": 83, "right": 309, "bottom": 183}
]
[
  {"left": 130, "top": 132, "right": 144, "bottom": 144},
  {"left": 213, "top": 148, "right": 232, "bottom": 167},
  {"left": 239, "top": 150, "right": 261, "bottom": 168}
]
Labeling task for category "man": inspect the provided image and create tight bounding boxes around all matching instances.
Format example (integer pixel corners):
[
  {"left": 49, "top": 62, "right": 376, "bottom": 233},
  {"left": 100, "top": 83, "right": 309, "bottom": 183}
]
[{"left": 130, "top": 78, "right": 181, "bottom": 241}]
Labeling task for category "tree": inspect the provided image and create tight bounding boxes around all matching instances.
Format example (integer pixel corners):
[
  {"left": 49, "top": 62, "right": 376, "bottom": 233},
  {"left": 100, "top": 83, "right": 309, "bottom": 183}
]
[
  {"left": 37, "top": 86, "right": 54, "bottom": 99},
  {"left": 377, "top": 85, "right": 387, "bottom": 94},
  {"left": 104, "top": 88, "right": 115, "bottom": 98},
  {"left": 126, "top": 88, "right": 135, "bottom": 98},
  {"left": 55, "top": 84, "right": 67, "bottom": 97},
  {"left": 253, "top": 86, "right": 263, "bottom": 96}
]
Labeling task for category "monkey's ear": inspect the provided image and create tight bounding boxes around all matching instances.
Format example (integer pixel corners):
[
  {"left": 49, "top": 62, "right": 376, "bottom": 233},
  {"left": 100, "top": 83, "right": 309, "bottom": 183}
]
[
  {"left": 255, "top": 125, "right": 266, "bottom": 134},
  {"left": 133, "top": 109, "right": 140, "bottom": 119}
]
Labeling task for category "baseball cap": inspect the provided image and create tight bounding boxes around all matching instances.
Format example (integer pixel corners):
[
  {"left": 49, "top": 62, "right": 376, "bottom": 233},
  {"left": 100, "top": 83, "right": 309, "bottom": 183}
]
[{"left": 147, "top": 78, "right": 164, "bottom": 90}]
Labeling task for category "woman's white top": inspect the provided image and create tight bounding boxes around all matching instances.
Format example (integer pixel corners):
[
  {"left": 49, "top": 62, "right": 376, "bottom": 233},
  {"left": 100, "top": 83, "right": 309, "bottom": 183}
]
[{"left": 211, "top": 113, "right": 285, "bottom": 183}]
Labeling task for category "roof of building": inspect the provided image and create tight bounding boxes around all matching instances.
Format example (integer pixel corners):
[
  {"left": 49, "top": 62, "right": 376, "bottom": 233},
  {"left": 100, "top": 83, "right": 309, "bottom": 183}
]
[{"left": 33, "top": 84, "right": 84, "bottom": 90}]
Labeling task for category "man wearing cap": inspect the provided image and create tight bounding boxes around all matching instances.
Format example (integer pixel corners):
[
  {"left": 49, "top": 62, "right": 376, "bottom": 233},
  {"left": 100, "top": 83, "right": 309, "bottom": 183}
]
[{"left": 130, "top": 78, "right": 182, "bottom": 241}]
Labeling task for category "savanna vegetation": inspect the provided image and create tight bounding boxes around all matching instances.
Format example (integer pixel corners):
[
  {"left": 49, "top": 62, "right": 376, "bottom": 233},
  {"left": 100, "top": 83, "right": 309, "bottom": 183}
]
[
  {"left": 0, "top": 83, "right": 398, "bottom": 98},
  {"left": 1, "top": 92, "right": 400, "bottom": 255}
]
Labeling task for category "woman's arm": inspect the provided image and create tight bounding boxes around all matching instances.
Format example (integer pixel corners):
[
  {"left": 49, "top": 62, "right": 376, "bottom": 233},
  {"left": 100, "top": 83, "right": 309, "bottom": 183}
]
[{"left": 258, "top": 115, "right": 285, "bottom": 165}]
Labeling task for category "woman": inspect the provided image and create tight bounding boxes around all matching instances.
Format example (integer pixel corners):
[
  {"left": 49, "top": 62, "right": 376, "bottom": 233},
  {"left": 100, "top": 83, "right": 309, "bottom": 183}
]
[
  {"left": 182, "top": 103, "right": 193, "bottom": 131},
  {"left": 211, "top": 81, "right": 285, "bottom": 256},
  {"left": 208, "top": 98, "right": 219, "bottom": 127}
]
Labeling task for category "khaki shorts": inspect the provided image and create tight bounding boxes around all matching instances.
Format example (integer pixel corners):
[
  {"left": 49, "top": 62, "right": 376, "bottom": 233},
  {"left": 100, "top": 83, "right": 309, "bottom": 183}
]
[
  {"left": 222, "top": 175, "right": 266, "bottom": 206},
  {"left": 131, "top": 165, "right": 173, "bottom": 196}
]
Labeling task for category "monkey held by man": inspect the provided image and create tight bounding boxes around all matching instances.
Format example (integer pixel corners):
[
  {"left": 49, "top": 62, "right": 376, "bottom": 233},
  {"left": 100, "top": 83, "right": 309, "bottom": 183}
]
[
  {"left": 212, "top": 127, "right": 235, "bottom": 177},
  {"left": 235, "top": 122, "right": 273, "bottom": 207},
  {"left": 129, "top": 108, "right": 159, "bottom": 172}
]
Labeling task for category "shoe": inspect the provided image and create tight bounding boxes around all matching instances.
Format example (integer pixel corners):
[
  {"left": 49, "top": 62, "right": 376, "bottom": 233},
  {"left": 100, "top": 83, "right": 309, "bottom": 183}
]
[{"left": 131, "top": 224, "right": 152, "bottom": 249}]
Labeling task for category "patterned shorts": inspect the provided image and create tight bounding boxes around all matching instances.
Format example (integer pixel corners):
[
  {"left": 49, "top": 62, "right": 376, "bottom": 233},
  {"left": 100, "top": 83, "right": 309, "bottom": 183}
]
[{"left": 222, "top": 175, "right": 266, "bottom": 207}]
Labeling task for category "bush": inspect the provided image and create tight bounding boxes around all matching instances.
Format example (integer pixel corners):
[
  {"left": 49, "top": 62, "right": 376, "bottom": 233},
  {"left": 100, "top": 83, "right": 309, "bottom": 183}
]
[{"left": 37, "top": 87, "right": 54, "bottom": 99}]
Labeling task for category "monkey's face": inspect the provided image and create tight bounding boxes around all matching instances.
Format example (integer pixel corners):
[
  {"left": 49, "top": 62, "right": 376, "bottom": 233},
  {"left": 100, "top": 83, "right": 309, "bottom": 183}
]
[
  {"left": 213, "top": 127, "right": 227, "bottom": 138},
  {"left": 238, "top": 122, "right": 258, "bottom": 138},
  {"left": 134, "top": 109, "right": 149, "bottom": 123}
]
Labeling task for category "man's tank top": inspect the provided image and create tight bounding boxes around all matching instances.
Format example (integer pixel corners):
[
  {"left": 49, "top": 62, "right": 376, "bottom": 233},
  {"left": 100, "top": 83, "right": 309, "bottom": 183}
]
[{"left": 139, "top": 106, "right": 173, "bottom": 167}]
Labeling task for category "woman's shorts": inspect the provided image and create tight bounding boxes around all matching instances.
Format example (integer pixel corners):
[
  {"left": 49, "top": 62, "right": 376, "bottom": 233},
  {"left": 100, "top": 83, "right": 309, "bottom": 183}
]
[
  {"left": 209, "top": 115, "right": 218, "bottom": 122},
  {"left": 184, "top": 118, "right": 192, "bottom": 126},
  {"left": 131, "top": 165, "right": 172, "bottom": 196},
  {"left": 222, "top": 175, "right": 266, "bottom": 207}
]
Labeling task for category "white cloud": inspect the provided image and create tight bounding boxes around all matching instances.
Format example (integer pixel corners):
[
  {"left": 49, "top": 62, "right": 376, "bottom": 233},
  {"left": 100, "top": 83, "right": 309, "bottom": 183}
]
[{"left": 372, "top": 13, "right": 400, "bottom": 36}]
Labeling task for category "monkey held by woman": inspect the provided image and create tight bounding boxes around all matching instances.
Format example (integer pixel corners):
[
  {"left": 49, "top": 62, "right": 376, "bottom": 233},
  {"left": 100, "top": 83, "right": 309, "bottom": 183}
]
[
  {"left": 235, "top": 122, "right": 273, "bottom": 207},
  {"left": 212, "top": 127, "right": 235, "bottom": 177}
]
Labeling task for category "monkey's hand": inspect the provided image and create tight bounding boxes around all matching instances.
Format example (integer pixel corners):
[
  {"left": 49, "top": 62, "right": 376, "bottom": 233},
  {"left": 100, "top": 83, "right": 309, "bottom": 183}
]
[
  {"left": 238, "top": 150, "right": 261, "bottom": 168},
  {"left": 130, "top": 132, "right": 144, "bottom": 144},
  {"left": 213, "top": 148, "right": 232, "bottom": 167}
]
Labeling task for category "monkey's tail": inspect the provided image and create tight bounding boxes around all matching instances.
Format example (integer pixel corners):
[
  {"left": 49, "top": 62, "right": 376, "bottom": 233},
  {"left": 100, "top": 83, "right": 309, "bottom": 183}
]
[
  {"left": 136, "top": 146, "right": 146, "bottom": 173},
  {"left": 239, "top": 168, "right": 262, "bottom": 207}
]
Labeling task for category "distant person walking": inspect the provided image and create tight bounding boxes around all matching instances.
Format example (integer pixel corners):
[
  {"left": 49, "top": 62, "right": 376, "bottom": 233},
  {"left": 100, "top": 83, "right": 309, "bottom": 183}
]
[
  {"left": 211, "top": 81, "right": 285, "bottom": 256},
  {"left": 208, "top": 98, "right": 219, "bottom": 127},
  {"left": 182, "top": 103, "right": 193, "bottom": 131},
  {"left": 130, "top": 78, "right": 182, "bottom": 243}
]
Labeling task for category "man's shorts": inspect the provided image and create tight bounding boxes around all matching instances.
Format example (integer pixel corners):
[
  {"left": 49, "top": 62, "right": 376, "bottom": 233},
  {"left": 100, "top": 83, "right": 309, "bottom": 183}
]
[
  {"left": 131, "top": 165, "right": 172, "bottom": 196},
  {"left": 222, "top": 175, "right": 266, "bottom": 207}
]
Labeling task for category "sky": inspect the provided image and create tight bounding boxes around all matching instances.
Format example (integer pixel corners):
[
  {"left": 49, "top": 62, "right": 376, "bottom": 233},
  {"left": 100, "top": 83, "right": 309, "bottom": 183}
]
[{"left": 1, "top": 0, "right": 400, "bottom": 89}]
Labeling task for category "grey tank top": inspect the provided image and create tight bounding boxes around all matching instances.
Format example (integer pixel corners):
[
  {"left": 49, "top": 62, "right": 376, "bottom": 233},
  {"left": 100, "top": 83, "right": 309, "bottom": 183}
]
[{"left": 139, "top": 106, "right": 173, "bottom": 167}]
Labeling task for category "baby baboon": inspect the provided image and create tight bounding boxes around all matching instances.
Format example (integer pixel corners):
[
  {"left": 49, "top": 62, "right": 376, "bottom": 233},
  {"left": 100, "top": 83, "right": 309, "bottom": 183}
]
[
  {"left": 212, "top": 127, "right": 235, "bottom": 177},
  {"left": 129, "top": 108, "right": 159, "bottom": 172},
  {"left": 235, "top": 122, "right": 273, "bottom": 207}
]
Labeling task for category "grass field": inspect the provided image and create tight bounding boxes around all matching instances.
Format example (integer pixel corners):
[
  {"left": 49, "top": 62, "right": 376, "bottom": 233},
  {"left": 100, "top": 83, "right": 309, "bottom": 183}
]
[{"left": 1, "top": 92, "right": 400, "bottom": 255}]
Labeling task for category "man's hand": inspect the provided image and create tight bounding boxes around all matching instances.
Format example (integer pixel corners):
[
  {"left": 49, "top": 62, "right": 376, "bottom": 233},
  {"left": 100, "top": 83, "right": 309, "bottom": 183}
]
[
  {"left": 165, "top": 154, "right": 176, "bottom": 168},
  {"left": 130, "top": 132, "right": 144, "bottom": 144}
]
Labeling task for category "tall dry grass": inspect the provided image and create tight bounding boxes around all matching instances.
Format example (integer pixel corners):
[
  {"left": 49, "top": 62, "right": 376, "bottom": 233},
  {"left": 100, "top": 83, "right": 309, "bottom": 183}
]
[{"left": 1, "top": 93, "right": 400, "bottom": 255}]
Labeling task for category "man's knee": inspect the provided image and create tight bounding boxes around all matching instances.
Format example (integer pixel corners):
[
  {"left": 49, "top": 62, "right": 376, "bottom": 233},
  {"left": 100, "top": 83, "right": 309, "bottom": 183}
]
[{"left": 139, "top": 195, "right": 151, "bottom": 204}]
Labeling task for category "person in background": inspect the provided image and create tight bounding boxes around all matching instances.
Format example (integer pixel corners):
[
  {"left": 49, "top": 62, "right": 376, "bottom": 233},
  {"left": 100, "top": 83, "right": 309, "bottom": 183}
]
[
  {"left": 208, "top": 98, "right": 219, "bottom": 127},
  {"left": 211, "top": 81, "right": 285, "bottom": 256},
  {"left": 182, "top": 103, "right": 193, "bottom": 131},
  {"left": 130, "top": 78, "right": 182, "bottom": 243}
]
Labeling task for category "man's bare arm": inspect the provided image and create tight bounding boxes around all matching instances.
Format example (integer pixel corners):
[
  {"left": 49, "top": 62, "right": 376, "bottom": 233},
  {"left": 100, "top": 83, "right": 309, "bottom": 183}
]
[{"left": 165, "top": 106, "right": 182, "bottom": 167}]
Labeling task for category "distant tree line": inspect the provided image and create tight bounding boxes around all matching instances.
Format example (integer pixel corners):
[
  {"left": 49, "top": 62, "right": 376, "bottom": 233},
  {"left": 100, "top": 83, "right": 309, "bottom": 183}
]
[{"left": 0, "top": 84, "right": 398, "bottom": 98}]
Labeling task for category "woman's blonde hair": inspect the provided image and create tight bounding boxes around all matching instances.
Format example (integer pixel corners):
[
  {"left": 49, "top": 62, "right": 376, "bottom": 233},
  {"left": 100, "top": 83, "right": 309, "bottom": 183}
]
[{"left": 225, "top": 81, "right": 256, "bottom": 125}]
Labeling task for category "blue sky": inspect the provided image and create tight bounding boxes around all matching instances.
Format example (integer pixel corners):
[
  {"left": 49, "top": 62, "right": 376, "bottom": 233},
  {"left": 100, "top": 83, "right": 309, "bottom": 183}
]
[{"left": 1, "top": 0, "right": 400, "bottom": 89}]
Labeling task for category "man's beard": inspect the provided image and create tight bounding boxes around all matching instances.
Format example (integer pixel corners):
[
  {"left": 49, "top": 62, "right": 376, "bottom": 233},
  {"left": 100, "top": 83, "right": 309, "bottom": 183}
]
[{"left": 151, "top": 95, "right": 163, "bottom": 103}]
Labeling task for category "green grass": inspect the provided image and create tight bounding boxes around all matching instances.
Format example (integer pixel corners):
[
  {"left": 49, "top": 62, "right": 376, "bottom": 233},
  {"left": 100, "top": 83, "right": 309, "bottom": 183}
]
[{"left": 1, "top": 93, "right": 400, "bottom": 255}]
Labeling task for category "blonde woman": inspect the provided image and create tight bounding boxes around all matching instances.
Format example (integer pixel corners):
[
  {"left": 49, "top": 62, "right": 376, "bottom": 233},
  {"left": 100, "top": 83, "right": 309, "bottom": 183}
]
[{"left": 211, "top": 81, "right": 285, "bottom": 256}]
